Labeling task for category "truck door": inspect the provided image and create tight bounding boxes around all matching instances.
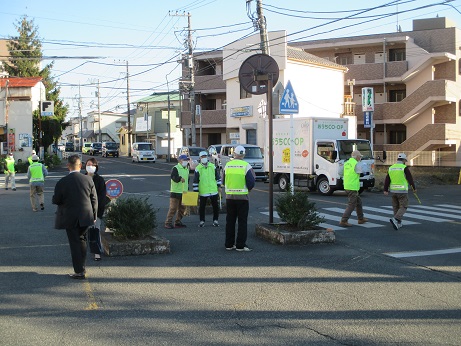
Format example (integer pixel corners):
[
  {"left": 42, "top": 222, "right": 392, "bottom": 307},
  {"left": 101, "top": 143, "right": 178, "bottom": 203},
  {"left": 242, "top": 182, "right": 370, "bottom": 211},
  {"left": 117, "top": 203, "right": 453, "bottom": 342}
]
[{"left": 314, "top": 141, "right": 339, "bottom": 184}]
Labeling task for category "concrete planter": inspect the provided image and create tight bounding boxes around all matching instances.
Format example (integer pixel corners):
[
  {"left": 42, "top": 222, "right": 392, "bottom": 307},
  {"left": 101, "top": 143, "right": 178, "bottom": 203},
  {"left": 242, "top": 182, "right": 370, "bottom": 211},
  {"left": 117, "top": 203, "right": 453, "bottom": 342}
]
[
  {"left": 101, "top": 232, "right": 170, "bottom": 256},
  {"left": 255, "top": 223, "right": 335, "bottom": 245}
]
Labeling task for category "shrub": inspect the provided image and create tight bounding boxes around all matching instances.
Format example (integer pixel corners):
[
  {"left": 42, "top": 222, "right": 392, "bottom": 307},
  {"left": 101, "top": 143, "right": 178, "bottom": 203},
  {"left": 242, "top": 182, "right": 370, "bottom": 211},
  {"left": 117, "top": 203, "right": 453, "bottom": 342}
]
[
  {"left": 104, "top": 196, "right": 157, "bottom": 240},
  {"left": 44, "top": 153, "right": 62, "bottom": 168},
  {"left": 275, "top": 186, "right": 324, "bottom": 231}
]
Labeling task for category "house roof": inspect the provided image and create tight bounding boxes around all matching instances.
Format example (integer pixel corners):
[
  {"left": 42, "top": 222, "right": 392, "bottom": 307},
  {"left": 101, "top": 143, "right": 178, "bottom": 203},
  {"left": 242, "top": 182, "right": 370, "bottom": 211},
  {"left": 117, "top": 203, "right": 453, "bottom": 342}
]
[
  {"left": 287, "top": 46, "right": 347, "bottom": 71},
  {"left": 0, "top": 77, "right": 43, "bottom": 88},
  {"left": 135, "top": 92, "right": 181, "bottom": 104}
]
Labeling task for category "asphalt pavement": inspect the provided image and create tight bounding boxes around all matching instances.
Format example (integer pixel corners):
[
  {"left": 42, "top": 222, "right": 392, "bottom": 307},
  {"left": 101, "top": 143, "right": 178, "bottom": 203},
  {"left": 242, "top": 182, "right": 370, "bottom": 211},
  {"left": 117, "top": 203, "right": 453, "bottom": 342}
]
[{"left": 1, "top": 165, "right": 461, "bottom": 346}]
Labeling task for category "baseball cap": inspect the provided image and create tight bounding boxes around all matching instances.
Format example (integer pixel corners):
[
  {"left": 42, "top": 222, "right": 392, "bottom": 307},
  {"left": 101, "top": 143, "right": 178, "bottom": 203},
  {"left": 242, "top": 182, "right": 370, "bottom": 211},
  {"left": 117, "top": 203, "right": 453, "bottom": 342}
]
[
  {"left": 178, "top": 154, "right": 190, "bottom": 161},
  {"left": 32, "top": 155, "right": 39, "bottom": 161},
  {"left": 397, "top": 153, "right": 407, "bottom": 161},
  {"left": 351, "top": 150, "right": 363, "bottom": 159},
  {"left": 199, "top": 151, "right": 208, "bottom": 157},
  {"left": 234, "top": 145, "right": 246, "bottom": 155}
]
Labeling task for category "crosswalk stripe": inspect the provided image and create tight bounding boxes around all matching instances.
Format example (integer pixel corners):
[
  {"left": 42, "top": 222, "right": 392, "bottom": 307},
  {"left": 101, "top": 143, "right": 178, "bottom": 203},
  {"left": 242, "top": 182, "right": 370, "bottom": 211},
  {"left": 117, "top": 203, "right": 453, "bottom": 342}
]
[
  {"left": 383, "top": 206, "right": 461, "bottom": 220},
  {"left": 323, "top": 207, "right": 419, "bottom": 225},
  {"left": 362, "top": 206, "right": 449, "bottom": 222},
  {"left": 318, "top": 213, "right": 384, "bottom": 228},
  {"left": 436, "top": 204, "right": 461, "bottom": 210},
  {"left": 408, "top": 205, "right": 461, "bottom": 214}
]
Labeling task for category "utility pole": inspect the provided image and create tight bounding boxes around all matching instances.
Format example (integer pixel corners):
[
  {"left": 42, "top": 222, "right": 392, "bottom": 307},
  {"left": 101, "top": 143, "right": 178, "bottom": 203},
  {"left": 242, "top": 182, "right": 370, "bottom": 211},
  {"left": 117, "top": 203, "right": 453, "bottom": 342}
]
[
  {"left": 256, "top": 0, "right": 269, "bottom": 54},
  {"left": 126, "top": 61, "right": 131, "bottom": 156},
  {"left": 78, "top": 84, "right": 83, "bottom": 152},
  {"left": 171, "top": 11, "right": 195, "bottom": 146},
  {"left": 97, "top": 79, "right": 101, "bottom": 142},
  {"left": 3, "top": 79, "right": 9, "bottom": 153}
]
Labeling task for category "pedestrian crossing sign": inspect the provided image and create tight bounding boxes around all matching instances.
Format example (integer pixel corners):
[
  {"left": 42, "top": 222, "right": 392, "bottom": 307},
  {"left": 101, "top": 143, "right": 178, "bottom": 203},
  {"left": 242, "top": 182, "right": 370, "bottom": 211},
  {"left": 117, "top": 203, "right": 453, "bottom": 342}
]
[{"left": 279, "top": 80, "right": 299, "bottom": 114}]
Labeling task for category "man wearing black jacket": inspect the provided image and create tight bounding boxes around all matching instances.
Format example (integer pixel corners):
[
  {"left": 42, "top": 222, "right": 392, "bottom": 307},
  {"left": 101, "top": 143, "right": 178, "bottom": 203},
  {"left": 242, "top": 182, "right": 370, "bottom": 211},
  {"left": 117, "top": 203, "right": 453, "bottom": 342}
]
[{"left": 52, "top": 155, "right": 98, "bottom": 279}]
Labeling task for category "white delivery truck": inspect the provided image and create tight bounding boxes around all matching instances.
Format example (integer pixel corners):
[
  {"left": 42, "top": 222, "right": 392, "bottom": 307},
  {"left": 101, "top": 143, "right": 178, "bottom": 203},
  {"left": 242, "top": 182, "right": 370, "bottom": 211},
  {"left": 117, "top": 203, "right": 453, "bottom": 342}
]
[{"left": 264, "top": 117, "right": 375, "bottom": 195}]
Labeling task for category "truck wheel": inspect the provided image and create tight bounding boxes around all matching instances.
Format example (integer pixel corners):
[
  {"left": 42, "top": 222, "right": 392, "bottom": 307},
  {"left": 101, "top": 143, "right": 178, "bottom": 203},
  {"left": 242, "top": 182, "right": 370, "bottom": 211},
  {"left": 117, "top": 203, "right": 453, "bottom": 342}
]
[
  {"left": 317, "top": 177, "right": 334, "bottom": 196},
  {"left": 278, "top": 174, "right": 289, "bottom": 192}
]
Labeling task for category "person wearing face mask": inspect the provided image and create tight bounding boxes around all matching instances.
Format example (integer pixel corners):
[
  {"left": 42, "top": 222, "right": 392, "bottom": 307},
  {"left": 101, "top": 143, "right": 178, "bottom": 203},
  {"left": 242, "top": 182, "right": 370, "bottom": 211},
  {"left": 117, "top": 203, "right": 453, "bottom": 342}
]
[
  {"left": 193, "top": 151, "right": 221, "bottom": 227},
  {"left": 4, "top": 152, "right": 16, "bottom": 191},
  {"left": 27, "top": 155, "right": 48, "bottom": 211},
  {"left": 85, "top": 158, "right": 106, "bottom": 261},
  {"left": 164, "top": 154, "right": 190, "bottom": 229}
]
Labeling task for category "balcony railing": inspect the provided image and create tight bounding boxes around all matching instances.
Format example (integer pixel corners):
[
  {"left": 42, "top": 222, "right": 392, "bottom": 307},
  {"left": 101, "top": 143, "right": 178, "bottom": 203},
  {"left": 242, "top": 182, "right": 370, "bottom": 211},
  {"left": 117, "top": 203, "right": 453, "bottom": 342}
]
[{"left": 181, "top": 109, "right": 226, "bottom": 127}]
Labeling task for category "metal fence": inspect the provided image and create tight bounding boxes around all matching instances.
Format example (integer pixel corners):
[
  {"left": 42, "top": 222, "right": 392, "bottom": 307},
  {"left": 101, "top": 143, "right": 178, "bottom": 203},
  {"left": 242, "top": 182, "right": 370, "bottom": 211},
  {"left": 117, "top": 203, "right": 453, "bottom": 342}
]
[{"left": 374, "top": 150, "right": 459, "bottom": 167}]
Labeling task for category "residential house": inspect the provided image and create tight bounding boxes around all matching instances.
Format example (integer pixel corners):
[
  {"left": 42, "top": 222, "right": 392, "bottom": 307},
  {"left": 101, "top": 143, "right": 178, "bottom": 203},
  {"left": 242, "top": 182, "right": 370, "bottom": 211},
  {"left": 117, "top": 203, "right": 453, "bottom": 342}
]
[
  {"left": 67, "top": 110, "right": 128, "bottom": 151},
  {"left": 295, "top": 17, "right": 461, "bottom": 166},
  {"left": 0, "top": 77, "right": 45, "bottom": 162},
  {"left": 134, "top": 91, "right": 182, "bottom": 157},
  {"left": 180, "top": 50, "right": 227, "bottom": 148}
]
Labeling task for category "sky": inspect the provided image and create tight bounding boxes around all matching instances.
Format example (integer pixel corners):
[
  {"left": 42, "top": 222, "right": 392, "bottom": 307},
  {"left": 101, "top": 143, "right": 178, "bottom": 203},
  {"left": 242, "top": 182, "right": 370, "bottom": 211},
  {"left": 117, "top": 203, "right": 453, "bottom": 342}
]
[{"left": 1, "top": 0, "right": 461, "bottom": 120}]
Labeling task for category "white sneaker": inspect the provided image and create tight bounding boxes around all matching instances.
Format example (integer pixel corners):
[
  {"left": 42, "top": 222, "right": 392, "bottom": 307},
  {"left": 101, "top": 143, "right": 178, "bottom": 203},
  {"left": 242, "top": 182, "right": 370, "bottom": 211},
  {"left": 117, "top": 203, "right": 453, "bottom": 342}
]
[
  {"left": 213, "top": 220, "right": 219, "bottom": 227},
  {"left": 225, "top": 245, "right": 236, "bottom": 251},
  {"left": 199, "top": 221, "right": 205, "bottom": 227},
  {"left": 236, "top": 246, "right": 252, "bottom": 252}
]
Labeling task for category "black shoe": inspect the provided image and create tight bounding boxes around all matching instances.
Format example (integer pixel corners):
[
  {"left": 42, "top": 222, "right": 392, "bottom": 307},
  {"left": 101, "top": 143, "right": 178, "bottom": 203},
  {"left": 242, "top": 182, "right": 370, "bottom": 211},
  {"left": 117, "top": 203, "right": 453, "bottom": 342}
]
[
  {"left": 5, "top": 188, "right": 8, "bottom": 190},
  {"left": 164, "top": 224, "right": 174, "bottom": 229},
  {"left": 174, "top": 222, "right": 187, "bottom": 228},
  {"left": 12, "top": 188, "right": 16, "bottom": 191},
  {"left": 40, "top": 203, "right": 44, "bottom": 210},
  {"left": 69, "top": 272, "right": 86, "bottom": 279}
]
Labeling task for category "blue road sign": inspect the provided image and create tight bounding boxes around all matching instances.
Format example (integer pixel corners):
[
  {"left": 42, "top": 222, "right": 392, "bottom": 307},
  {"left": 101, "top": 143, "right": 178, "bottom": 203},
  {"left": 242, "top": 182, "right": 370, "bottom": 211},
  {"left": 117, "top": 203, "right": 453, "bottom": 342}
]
[
  {"left": 364, "top": 111, "right": 372, "bottom": 128},
  {"left": 279, "top": 80, "right": 299, "bottom": 114}
]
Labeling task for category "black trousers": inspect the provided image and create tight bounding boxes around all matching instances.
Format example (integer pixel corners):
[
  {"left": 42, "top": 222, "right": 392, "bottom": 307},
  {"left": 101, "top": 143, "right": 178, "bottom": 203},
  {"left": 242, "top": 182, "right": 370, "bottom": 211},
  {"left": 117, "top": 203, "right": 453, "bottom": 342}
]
[
  {"left": 66, "top": 225, "right": 89, "bottom": 274},
  {"left": 199, "top": 194, "right": 220, "bottom": 222},
  {"left": 225, "top": 199, "right": 249, "bottom": 249}
]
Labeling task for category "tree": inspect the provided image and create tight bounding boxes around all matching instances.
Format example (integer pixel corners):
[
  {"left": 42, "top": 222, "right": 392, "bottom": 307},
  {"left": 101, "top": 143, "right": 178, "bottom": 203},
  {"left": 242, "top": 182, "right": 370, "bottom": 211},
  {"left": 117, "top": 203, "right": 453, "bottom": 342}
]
[{"left": 6, "top": 15, "right": 68, "bottom": 151}]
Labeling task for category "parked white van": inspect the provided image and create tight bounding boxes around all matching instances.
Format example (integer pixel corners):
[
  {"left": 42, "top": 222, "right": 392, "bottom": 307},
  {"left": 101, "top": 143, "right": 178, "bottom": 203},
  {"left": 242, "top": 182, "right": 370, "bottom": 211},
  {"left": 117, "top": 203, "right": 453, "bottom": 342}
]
[
  {"left": 219, "top": 144, "right": 267, "bottom": 181},
  {"left": 131, "top": 142, "right": 156, "bottom": 163}
]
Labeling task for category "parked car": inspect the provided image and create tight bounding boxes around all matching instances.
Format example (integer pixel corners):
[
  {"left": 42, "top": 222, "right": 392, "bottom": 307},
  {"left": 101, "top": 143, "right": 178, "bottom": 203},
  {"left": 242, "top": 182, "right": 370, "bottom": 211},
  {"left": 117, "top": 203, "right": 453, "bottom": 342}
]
[
  {"left": 82, "top": 142, "right": 92, "bottom": 154},
  {"left": 219, "top": 144, "right": 267, "bottom": 181},
  {"left": 132, "top": 142, "right": 156, "bottom": 163},
  {"left": 176, "top": 146, "right": 206, "bottom": 171},
  {"left": 89, "top": 142, "right": 102, "bottom": 156},
  {"left": 102, "top": 142, "right": 119, "bottom": 157},
  {"left": 65, "top": 142, "right": 74, "bottom": 152},
  {"left": 207, "top": 144, "right": 224, "bottom": 167}
]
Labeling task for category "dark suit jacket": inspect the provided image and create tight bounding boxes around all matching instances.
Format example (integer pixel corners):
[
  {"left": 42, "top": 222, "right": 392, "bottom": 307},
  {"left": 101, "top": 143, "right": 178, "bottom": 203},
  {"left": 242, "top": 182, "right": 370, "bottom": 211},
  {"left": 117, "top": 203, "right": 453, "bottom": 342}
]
[{"left": 52, "top": 171, "right": 98, "bottom": 230}]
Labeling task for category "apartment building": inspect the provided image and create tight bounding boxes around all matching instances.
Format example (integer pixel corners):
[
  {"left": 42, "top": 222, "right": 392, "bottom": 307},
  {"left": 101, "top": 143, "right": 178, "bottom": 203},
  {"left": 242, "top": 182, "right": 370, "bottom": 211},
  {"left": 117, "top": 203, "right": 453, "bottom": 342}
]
[
  {"left": 180, "top": 50, "right": 227, "bottom": 148},
  {"left": 295, "top": 17, "right": 461, "bottom": 166}
]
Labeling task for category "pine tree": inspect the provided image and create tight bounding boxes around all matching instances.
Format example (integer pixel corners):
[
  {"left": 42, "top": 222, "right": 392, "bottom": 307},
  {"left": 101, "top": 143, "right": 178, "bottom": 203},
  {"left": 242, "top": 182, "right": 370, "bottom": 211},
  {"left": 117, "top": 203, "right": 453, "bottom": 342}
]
[{"left": 6, "top": 15, "right": 68, "bottom": 151}]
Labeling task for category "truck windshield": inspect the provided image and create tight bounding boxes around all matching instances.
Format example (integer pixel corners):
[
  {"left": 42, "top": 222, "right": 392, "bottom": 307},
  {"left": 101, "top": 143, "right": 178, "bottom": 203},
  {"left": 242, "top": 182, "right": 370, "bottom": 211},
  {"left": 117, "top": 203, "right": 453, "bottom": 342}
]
[
  {"left": 105, "top": 143, "right": 117, "bottom": 149},
  {"left": 337, "top": 140, "right": 373, "bottom": 160},
  {"left": 244, "top": 147, "right": 263, "bottom": 159},
  {"left": 138, "top": 144, "right": 152, "bottom": 150}
]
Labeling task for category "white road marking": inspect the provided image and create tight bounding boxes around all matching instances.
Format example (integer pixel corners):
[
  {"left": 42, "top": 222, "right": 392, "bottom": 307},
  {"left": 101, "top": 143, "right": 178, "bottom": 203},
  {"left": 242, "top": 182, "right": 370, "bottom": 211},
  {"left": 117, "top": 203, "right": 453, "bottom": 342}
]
[
  {"left": 383, "top": 206, "right": 461, "bottom": 220},
  {"left": 385, "top": 247, "right": 461, "bottom": 258},
  {"left": 323, "top": 207, "right": 420, "bottom": 225},
  {"left": 362, "top": 206, "right": 449, "bottom": 223}
]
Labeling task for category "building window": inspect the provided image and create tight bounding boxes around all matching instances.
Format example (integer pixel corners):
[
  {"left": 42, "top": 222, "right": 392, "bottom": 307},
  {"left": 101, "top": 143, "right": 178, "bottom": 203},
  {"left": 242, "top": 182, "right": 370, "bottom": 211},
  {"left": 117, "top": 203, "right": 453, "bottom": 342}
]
[
  {"left": 122, "top": 136, "right": 125, "bottom": 145},
  {"left": 246, "top": 129, "right": 256, "bottom": 145},
  {"left": 240, "top": 85, "right": 251, "bottom": 99},
  {"left": 389, "top": 48, "right": 405, "bottom": 61},
  {"left": 205, "top": 99, "right": 216, "bottom": 110},
  {"left": 389, "top": 90, "right": 406, "bottom": 102},
  {"left": 389, "top": 130, "right": 406, "bottom": 144},
  {"left": 336, "top": 54, "right": 352, "bottom": 65}
]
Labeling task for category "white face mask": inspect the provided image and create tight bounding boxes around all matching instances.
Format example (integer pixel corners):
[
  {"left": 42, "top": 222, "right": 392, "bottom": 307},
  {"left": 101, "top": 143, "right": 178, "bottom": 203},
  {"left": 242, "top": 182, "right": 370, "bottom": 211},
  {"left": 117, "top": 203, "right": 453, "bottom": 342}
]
[
  {"left": 86, "top": 165, "right": 96, "bottom": 174},
  {"left": 181, "top": 161, "right": 188, "bottom": 167},
  {"left": 200, "top": 158, "right": 208, "bottom": 164}
]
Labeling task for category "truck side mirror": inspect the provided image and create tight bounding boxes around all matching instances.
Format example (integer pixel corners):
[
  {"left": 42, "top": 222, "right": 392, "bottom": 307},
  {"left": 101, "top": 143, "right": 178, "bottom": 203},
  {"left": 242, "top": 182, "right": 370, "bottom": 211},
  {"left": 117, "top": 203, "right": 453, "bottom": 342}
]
[{"left": 382, "top": 151, "right": 387, "bottom": 160}]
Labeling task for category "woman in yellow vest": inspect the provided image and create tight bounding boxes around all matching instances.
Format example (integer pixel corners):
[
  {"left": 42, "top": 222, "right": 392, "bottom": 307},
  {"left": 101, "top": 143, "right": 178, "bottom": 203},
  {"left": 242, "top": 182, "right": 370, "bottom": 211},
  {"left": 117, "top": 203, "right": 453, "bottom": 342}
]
[
  {"left": 27, "top": 155, "right": 48, "bottom": 211},
  {"left": 164, "top": 154, "right": 190, "bottom": 229},
  {"left": 340, "top": 150, "right": 368, "bottom": 227},
  {"left": 4, "top": 153, "right": 16, "bottom": 191},
  {"left": 193, "top": 151, "right": 221, "bottom": 227},
  {"left": 383, "top": 153, "right": 416, "bottom": 230}
]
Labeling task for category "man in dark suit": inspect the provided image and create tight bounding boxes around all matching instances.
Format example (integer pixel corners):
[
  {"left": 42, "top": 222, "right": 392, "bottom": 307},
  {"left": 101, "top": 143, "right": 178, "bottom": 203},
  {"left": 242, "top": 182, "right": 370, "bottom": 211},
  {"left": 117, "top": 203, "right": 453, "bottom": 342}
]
[{"left": 52, "top": 155, "right": 98, "bottom": 279}]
